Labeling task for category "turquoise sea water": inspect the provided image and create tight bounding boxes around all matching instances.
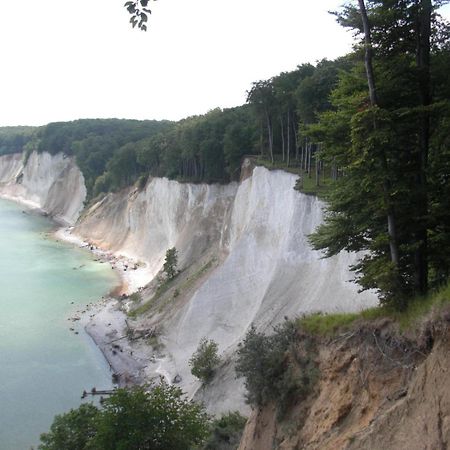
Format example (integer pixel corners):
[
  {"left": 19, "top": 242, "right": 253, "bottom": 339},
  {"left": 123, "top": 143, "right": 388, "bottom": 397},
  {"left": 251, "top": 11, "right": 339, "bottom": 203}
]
[{"left": 0, "top": 199, "right": 118, "bottom": 449}]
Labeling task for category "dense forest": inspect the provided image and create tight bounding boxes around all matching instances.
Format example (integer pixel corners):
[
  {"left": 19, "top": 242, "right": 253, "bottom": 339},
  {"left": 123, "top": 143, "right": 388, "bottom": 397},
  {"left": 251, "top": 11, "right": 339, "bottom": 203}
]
[
  {"left": 1, "top": 0, "right": 449, "bottom": 309},
  {"left": 0, "top": 57, "right": 348, "bottom": 194}
]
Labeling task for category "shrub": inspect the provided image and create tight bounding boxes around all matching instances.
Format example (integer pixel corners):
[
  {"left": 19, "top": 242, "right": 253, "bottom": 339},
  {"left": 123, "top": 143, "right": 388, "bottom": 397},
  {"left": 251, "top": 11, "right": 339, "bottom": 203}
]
[
  {"left": 128, "top": 292, "right": 142, "bottom": 303},
  {"left": 202, "top": 411, "right": 247, "bottom": 450},
  {"left": 189, "top": 338, "right": 221, "bottom": 384},
  {"left": 39, "top": 403, "right": 99, "bottom": 450},
  {"left": 163, "top": 247, "right": 178, "bottom": 280},
  {"left": 137, "top": 174, "right": 148, "bottom": 190},
  {"left": 235, "top": 321, "right": 317, "bottom": 414}
]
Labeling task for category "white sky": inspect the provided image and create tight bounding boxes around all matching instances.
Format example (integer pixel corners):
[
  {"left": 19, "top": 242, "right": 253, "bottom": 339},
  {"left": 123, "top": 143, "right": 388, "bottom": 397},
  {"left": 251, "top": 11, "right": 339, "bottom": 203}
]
[{"left": 0, "top": 1, "right": 449, "bottom": 127}]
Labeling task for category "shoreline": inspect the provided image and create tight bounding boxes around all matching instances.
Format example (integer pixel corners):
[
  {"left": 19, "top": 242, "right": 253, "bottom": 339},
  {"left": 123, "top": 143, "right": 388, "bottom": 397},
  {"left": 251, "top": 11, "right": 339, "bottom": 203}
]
[
  {"left": 55, "top": 226, "right": 155, "bottom": 388},
  {"left": 0, "top": 193, "right": 154, "bottom": 389},
  {"left": 55, "top": 227, "right": 153, "bottom": 296}
]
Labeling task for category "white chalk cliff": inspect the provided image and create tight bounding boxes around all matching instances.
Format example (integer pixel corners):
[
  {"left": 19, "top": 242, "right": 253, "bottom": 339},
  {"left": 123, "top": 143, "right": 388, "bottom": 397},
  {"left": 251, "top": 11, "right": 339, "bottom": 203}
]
[
  {"left": 0, "top": 152, "right": 86, "bottom": 225},
  {"left": 0, "top": 151, "right": 377, "bottom": 413}
]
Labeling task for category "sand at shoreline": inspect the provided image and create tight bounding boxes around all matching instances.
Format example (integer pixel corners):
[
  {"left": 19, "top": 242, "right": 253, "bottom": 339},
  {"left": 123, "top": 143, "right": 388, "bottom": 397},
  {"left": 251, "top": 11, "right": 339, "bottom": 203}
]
[
  {"left": 55, "top": 227, "right": 153, "bottom": 296},
  {"left": 57, "top": 226, "right": 158, "bottom": 388}
]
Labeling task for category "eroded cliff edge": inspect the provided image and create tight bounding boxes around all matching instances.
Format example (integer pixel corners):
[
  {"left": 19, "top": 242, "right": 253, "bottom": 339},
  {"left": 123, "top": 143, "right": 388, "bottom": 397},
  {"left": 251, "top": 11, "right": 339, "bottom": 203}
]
[{"left": 238, "top": 315, "right": 450, "bottom": 450}]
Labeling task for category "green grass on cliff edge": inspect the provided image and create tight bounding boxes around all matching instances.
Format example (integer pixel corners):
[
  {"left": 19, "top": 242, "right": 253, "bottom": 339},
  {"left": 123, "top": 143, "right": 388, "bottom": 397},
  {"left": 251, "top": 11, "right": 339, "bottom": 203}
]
[{"left": 298, "top": 282, "right": 450, "bottom": 336}]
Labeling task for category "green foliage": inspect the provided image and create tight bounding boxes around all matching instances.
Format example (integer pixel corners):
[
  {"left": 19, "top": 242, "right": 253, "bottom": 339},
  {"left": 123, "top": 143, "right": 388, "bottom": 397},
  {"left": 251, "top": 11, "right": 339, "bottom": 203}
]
[
  {"left": 298, "top": 281, "right": 450, "bottom": 335},
  {"left": 37, "top": 119, "right": 172, "bottom": 197},
  {"left": 390, "top": 281, "right": 450, "bottom": 330},
  {"left": 189, "top": 338, "right": 221, "bottom": 384},
  {"left": 297, "top": 309, "right": 384, "bottom": 336},
  {"left": 235, "top": 322, "right": 317, "bottom": 413},
  {"left": 163, "top": 247, "right": 178, "bottom": 280},
  {"left": 202, "top": 411, "right": 247, "bottom": 450},
  {"left": 0, "top": 126, "right": 38, "bottom": 156},
  {"left": 39, "top": 382, "right": 210, "bottom": 450},
  {"left": 128, "top": 292, "right": 142, "bottom": 303},
  {"left": 39, "top": 403, "right": 99, "bottom": 450},
  {"left": 308, "top": 2, "right": 450, "bottom": 308}
]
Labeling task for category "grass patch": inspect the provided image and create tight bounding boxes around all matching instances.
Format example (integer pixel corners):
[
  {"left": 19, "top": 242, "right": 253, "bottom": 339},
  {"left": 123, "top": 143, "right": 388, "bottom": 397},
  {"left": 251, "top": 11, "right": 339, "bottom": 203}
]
[
  {"left": 254, "top": 156, "right": 333, "bottom": 196},
  {"left": 297, "top": 308, "right": 383, "bottom": 336},
  {"left": 128, "top": 292, "right": 142, "bottom": 303},
  {"left": 129, "top": 259, "right": 215, "bottom": 317},
  {"left": 294, "top": 173, "right": 333, "bottom": 196},
  {"left": 181, "top": 259, "right": 215, "bottom": 292},
  {"left": 390, "top": 282, "right": 450, "bottom": 330},
  {"left": 255, "top": 157, "right": 302, "bottom": 176},
  {"left": 297, "top": 282, "right": 450, "bottom": 336}
]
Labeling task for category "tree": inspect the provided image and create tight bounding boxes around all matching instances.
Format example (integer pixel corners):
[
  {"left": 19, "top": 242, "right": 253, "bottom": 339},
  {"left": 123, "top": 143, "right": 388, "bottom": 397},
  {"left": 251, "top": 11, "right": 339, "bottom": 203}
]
[
  {"left": 39, "top": 403, "right": 99, "bottom": 450},
  {"left": 39, "top": 382, "right": 210, "bottom": 450},
  {"left": 247, "top": 80, "right": 276, "bottom": 162},
  {"left": 202, "top": 411, "right": 247, "bottom": 450},
  {"left": 189, "top": 338, "right": 220, "bottom": 384},
  {"left": 163, "top": 247, "right": 178, "bottom": 279},
  {"left": 309, "top": 0, "right": 450, "bottom": 307}
]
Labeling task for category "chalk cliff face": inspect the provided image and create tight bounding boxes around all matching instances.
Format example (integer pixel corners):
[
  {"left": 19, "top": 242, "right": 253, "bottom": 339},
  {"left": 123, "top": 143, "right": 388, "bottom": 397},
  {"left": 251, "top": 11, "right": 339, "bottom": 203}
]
[
  {"left": 0, "top": 152, "right": 86, "bottom": 225},
  {"left": 74, "top": 163, "right": 377, "bottom": 413}
]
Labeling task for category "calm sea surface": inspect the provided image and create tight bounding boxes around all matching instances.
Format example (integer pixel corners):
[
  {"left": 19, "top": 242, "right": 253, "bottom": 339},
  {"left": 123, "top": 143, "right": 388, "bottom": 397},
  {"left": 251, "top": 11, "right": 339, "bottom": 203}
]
[{"left": 0, "top": 199, "right": 118, "bottom": 449}]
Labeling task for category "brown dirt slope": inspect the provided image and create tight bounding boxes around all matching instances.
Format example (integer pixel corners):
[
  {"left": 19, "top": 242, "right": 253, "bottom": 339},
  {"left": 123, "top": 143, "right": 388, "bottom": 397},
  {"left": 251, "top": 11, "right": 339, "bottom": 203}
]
[{"left": 238, "top": 319, "right": 450, "bottom": 450}]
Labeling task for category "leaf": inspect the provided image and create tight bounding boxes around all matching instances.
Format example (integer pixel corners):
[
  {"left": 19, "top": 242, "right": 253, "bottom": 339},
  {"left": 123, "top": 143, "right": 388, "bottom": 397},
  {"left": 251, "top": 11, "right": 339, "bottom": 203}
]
[
  {"left": 140, "top": 0, "right": 149, "bottom": 6},
  {"left": 124, "top": 1, "right": 134, "bottom": 6},
  {"left": 141, "top": 24, "right": 148, "bottom": 31}
]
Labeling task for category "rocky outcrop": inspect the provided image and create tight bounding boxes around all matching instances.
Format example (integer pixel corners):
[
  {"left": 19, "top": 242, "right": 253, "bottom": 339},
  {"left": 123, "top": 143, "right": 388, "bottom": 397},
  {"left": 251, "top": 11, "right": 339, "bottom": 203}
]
[
  {"left": 238, "top": 322, "right": 450, "bottom": 450},
  {"left": 0, "top": 152, "right": 86, "bottom": 225}
]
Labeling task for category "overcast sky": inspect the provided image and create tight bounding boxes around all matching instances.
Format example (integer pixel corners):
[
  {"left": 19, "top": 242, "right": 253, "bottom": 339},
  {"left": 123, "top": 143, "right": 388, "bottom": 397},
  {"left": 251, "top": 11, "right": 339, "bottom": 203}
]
[{"left": 0, "top": 1, "right": 449, "bottom": 127}]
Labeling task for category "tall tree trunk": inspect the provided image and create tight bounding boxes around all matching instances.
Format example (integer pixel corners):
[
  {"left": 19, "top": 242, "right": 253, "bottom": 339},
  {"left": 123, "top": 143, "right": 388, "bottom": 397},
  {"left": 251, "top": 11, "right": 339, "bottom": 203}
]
[
  {"left": 294, "top": 124, "right": 299, "bottom": 161},
  {"left": 280, "top": 116, "right": 285, "bottom": 162},
  {"left": 358, "top": 0, "right": 378, "bottom": 105},
  {"left": 307, "top": 142, "right": 312, "bottom": 178},
  {"left": 266, "top": 110, "right": 274, "bottom": 163},
  {"left": 301, "top": 138, "right": 306, "bottom": 171},
  {"left": 286, "top": 111, "right": 291, "bottom": 167},
  {"left": 414, "top": 0, "right": 431, "bottom": 294},
  {"left": 259, "top": 122, "right": 264, "bottom": 156},
  {"left": 358, "top": 0, "right": 400, "bottom": 268}
]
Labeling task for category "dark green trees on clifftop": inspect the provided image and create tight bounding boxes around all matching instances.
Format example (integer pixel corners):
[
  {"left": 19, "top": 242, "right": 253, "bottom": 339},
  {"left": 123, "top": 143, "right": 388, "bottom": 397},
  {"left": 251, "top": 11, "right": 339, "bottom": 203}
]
[{"left": 309, "top": 0, "right": 450, "bottom": 307}]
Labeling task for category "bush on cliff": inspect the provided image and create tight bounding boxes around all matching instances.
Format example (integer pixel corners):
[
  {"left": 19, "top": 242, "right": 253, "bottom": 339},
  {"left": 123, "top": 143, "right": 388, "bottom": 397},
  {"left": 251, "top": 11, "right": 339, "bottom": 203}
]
[
  {"left": 163, "top": 247, "right": 178, "bottom": 280},
  {"left": 202, "top": 411, "right": 247, "bottom": 450},
  {"left": 189, "top": 338, "right": 221, "bottom": 384},
  {"left": 235, "top": 321, "right": 318, "bottom": 413}
]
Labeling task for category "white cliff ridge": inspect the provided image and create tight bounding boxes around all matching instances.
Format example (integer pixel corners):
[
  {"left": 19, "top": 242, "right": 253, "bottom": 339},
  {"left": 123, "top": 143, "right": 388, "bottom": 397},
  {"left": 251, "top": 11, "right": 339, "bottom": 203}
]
[{"left": 0, "top": 152, "right": 86, "bottom": 225}]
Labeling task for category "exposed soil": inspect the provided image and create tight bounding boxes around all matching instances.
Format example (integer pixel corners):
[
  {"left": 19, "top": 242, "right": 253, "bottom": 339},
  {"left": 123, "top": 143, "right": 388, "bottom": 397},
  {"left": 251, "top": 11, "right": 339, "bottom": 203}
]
[{"left": 239, "top": 317, "right": 450, "bottom": 450}]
